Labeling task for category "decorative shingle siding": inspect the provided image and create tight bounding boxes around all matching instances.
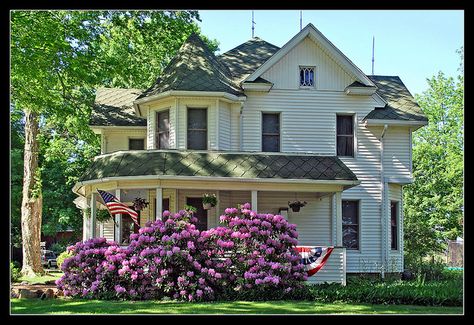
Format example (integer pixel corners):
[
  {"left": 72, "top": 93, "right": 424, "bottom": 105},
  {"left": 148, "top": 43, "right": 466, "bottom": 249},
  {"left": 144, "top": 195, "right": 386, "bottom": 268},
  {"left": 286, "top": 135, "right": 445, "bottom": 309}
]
[{"left": 79, "top": 151, "right": 357, "bottom": 183}]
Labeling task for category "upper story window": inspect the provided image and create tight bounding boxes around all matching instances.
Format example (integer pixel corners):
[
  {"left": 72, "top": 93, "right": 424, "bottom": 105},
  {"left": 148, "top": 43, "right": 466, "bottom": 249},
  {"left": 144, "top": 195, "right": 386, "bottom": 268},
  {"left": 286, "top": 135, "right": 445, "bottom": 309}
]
[
  {"left": 391, "top": 201, "right": 399, "bottom": 250},
  {"left": 299, "top": 66, "right": 315, "bottom": 87},
  {"left": 129, "top": 138, "right": 144, "bottom": 150},
  {"left": 342, "top": 200, "right": 359, "bottom": 250},
  {"left": 337, "top": 115, "right": 354, "bottom": 157},
  {"left": 156, "top": 110, "right": 170, "bottom": 149},
  {"left": 262, "top": 113, "right": 280, "bottom": 152},
  {"left": 187, "top": 108, "right": 207, "bottom": 150}
]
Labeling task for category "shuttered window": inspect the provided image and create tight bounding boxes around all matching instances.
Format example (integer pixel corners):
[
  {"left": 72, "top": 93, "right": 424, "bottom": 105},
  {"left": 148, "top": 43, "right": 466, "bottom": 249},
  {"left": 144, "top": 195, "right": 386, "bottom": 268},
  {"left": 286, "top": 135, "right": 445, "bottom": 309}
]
[
  {"left": 262, "top": 113, "right": 280, "bottom": 152},
  {"left": 337, "top": 115, "right": 354, "bottom": 157},
  {"left": 156, "top": 110, "right": 170, "bottom": 149},
  {"left": 342, "top": 200, "right": 359, "bottom": 250},
  {"left": 187, "top": 108, "right": 207, "bottom": 150},
  {"left": 391, "top": 201, "right": 399, "bottom": 250}
]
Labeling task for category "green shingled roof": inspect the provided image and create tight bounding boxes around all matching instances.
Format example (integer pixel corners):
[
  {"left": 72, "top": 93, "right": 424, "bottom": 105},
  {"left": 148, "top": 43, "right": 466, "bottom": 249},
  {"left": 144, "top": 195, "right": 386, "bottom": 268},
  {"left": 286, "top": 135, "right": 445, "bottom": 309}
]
[
  {"left": 91, "top": 88, "right": 146, "bottom": 127},
  {"left": 137, "top": 33, "right": 243, "bottom": 100},
  {"left": 364, "top": 75, "right": 428, "bottom": 122},
  {"left": 219, "top": 37, "right": 281, "bottom": 81},
  {"left": 79, "top": 151, "right": 358, "bottom": 183}
]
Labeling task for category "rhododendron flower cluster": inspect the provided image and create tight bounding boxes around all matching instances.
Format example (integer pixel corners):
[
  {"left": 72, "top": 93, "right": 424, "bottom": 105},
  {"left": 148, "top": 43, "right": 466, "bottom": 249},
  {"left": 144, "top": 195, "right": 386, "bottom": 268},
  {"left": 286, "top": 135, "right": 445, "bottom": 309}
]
[
  {"left": 57, "top": 203, "right": 306, "bottom": 301},
  {"left": 201, "top": 203, "right": 306, "bottom": 294}
]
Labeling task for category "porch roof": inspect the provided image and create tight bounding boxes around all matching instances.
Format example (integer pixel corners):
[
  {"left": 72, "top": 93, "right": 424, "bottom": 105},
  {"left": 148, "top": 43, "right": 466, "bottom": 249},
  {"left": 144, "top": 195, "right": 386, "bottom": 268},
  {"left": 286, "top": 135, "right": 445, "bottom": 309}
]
[{"left": 78, "top": 150, "right": 358, "bottom": 184}]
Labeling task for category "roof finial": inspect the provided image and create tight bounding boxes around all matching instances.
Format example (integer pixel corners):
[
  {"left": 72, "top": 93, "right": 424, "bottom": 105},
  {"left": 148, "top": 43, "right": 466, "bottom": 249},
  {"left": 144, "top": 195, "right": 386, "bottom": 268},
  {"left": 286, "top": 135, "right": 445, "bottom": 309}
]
[
  {"left": 371, "top": 36, "right": 375, "bottom": 75},
  {"left": 300, "top": 11, "right": 302, "bottom": 31},
  {"left": 252, "top": 11, "right": 256, "bottom": 38}
]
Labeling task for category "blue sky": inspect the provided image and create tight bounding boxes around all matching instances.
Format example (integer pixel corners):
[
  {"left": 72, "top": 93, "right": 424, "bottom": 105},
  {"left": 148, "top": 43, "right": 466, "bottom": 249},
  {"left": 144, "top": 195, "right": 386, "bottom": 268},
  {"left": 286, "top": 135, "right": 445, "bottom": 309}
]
[{"left": 198, "top": 10, "right": 464, "bottom": 96}]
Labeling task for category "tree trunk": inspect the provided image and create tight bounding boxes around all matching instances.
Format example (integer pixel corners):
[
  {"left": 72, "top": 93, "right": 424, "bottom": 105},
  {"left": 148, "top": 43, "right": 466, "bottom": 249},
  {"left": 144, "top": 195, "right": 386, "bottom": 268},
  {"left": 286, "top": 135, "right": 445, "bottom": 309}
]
[{"left": 20, "top": 109, "right": 44, "bottom": 277}]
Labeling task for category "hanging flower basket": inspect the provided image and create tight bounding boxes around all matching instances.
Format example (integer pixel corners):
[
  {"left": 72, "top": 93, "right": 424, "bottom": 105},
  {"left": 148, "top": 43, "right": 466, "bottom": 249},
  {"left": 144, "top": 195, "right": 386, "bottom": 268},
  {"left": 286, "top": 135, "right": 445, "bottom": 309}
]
[
  {"left": 288, "top": 200, "right": 307, "bottom": 212},
  {"left": 132, "top": 197, "right": 149, "bottom": 211},
  {"left": 202, "top": 193, "right": 217, "bottom": 210}
]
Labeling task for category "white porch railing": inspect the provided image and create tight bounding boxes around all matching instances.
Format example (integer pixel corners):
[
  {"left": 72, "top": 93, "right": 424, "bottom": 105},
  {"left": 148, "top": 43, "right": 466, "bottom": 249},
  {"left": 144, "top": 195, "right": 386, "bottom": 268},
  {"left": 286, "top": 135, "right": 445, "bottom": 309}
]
[{"left": 306, "top": 247, "right": 346, "bottom": 285}]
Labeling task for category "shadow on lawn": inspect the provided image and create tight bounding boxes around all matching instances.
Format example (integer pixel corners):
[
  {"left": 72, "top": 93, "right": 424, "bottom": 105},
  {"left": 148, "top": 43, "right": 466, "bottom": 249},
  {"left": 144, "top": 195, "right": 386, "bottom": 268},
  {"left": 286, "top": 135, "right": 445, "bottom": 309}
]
[{"left": 11, "top": 299, "right": 463, "bottom": 315}]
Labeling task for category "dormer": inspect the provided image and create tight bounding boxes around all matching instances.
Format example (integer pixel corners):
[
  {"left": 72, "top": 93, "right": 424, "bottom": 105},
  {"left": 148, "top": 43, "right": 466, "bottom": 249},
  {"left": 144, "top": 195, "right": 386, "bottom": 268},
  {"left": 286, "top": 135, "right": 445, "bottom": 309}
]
[{"left": 242, "top": 23, "right": 376, "bottom": 93}]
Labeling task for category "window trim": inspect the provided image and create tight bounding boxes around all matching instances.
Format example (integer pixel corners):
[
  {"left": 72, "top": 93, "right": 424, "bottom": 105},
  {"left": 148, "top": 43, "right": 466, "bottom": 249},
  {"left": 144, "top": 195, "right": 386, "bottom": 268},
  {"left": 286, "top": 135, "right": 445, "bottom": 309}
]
[
  {"left": 128, "top": 137, "right": 145, "bottom": 150},
  {"left": 261, "top": 112, "right": 281, "bottom": 152},
  {"left": 342, "top": 199, "right": 361, "bottom": 251},
  {"left": 299, "top": 65, "right": 316, "bottom": 89},
  {"left": 186, "top": 107, "right": 208, "bottom": 150},
  {"left": 336, "top": 113, "right": 357, "bottom": 158},
  {"left": 155, "top": 109, "right": 170, "bottom": 149},
  {"left": 390, "top": 200, "right": 400, "bottom": 251}
]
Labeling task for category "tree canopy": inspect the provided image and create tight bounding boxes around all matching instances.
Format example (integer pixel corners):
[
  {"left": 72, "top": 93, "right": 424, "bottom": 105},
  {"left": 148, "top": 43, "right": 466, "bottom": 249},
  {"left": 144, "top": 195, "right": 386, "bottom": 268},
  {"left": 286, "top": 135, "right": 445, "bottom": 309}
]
[
  {"left": 10, "top": 10, "right": 219, "bottom": 253},
  {"left": 403, "top": 48, "right": 464, "bottom": 266}
]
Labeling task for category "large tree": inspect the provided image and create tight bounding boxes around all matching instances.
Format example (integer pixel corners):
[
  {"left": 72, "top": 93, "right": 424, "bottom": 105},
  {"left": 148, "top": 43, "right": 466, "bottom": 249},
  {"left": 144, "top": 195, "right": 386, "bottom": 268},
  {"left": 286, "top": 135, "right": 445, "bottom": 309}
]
[
  {"left": 11, "top": 10, "right": 217, "bottom": 276},
  {"left": 403, "top": 48, "right": 464, "bottom": 267}
]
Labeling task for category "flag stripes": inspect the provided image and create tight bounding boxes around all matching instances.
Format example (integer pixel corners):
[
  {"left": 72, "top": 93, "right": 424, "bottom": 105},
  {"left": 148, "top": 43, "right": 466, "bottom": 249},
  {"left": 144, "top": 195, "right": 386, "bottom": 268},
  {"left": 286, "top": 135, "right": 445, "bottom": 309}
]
[{"left": 97, "top": 190, "right": 139, "bottom": 226}]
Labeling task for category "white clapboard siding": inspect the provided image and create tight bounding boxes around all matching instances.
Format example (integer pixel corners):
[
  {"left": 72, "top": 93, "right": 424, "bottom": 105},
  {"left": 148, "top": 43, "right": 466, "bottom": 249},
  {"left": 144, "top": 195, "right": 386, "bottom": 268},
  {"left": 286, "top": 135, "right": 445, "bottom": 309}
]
[
  {"left": 176, "top": 98, "right": 218, "bottom": 150},
  {"left": 309, "top": 247, "right": 346, "bottom": 285},
  {"left": 102, "top": 220, "right": 115, "bottom": 242},
  {"left": 242, "top": 90, "right": 379, "bottom": 153},
  {"left": 388, "top": 183, "right": 403, "bottom": 272},
  {"left": 383, "top": 127, "right": 412, "bottom": 179},
  {"left": 230, "top": 103, "right": 241, "bottom": 151},
  {"left": 261, "top": 36, "right": 355, "bottom": 91},
  {"left": 219, "top": 101, "right": 231, "bottom": 150},
  {"left": 103, "top": 128, "right": 147, "bottom": 153},
  {"left": 148, "top": 99, "right": 176, "bottom": 149}
]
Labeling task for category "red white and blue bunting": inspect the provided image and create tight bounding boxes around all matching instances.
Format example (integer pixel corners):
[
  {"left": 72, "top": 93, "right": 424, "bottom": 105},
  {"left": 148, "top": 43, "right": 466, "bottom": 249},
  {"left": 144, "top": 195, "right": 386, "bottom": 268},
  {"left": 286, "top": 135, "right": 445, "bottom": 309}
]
[{"left": 296, "top": 246, "right": 334, "bottom": 276}]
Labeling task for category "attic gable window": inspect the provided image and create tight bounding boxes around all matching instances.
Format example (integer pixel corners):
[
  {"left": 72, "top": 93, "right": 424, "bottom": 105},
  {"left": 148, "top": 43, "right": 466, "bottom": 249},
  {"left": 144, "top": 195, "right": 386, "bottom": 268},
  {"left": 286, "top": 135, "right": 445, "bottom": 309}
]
[{"left": 299, "top": 66, "right": 315, "bottom": 87}]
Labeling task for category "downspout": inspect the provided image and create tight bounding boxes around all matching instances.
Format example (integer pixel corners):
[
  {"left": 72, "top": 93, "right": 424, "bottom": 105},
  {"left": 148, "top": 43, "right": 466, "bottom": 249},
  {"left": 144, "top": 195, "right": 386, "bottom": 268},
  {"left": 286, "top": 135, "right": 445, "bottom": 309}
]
[
  {"left": 239, "top": 103, "right": 244, "bottom": 151},
  {"left": 380, "top": 124, "right": 388, "bottom": 278}
]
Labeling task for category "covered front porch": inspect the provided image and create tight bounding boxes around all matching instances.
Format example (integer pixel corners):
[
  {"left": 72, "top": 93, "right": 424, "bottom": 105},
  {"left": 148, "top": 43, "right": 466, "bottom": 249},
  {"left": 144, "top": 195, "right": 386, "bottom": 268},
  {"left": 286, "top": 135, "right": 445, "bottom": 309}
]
[{"left": 73, "top": 150, "right": 360, "bottom": 285}]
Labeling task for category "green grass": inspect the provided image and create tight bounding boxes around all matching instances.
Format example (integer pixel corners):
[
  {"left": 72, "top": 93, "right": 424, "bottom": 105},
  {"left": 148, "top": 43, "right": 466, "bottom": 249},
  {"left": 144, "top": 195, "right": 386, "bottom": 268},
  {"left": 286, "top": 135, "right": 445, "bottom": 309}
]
[
  {"left": 16, "top": 270, "right": 63, "bottom": 284},
  {"left": 10, "top": 299, "right": 463, "bottom": 315}
]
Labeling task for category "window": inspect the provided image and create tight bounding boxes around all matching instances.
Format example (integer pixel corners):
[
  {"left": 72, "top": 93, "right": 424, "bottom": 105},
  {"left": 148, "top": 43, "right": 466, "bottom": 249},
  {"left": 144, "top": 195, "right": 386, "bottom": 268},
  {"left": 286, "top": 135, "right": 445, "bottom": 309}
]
[
  {"left": 262, "top": 113, "right": 280, "bottom": 152},
  {"left": 391, "top": 201, "right": 399, "bottom": 250},
  {"left": 120, "top": 210, "right": 140, "bottom": 246},
  {"left": 342, "top": 200, "right": 359, "bottom": 249},
  {"left": 129, "top": 138, "right": 145, "bottom": 150},
  {"left": 187, "top": 108, "right": 207, "bottom": 150},
  {"left": 337, "top": 115, "right": 354, "bottom": 157},
  {"left": 300, "top": 66, "right": 315, "bottom": 87},
  {"left": 156, "top": 110, "right": 170, "bottom": 149}
]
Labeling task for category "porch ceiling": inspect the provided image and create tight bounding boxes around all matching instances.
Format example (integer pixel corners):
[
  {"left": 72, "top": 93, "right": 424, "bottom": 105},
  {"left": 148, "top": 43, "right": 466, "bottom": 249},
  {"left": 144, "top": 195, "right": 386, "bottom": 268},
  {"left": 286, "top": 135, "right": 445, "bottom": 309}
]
[{"left": 78, "top": 150, "right": 358, "bottom": 185}]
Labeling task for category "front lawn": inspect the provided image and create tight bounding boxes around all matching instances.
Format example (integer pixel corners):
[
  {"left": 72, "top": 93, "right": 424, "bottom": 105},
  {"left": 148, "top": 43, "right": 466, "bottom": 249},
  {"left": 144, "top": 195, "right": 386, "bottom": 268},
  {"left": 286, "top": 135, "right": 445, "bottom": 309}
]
[
  {"left": 17, "top": 270, "right": 63, "bottom": 284},
  {"left": 10, "top": 299, "right": 463, "bottom": 315}
]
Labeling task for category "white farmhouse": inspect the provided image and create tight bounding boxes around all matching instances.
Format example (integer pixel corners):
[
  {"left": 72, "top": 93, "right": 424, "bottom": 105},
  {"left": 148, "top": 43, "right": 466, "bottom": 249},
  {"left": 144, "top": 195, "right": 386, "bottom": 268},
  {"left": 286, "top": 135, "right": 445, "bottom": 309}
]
[{"left": 73, "top": 24, "right": 428, "bottom": 284}]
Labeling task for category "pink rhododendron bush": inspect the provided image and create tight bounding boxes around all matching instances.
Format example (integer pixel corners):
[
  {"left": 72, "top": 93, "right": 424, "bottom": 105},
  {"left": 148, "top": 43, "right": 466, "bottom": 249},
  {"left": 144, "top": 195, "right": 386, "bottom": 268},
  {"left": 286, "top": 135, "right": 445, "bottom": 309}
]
[{"left": 56, "top": 203, "right": 306, "bottom": 301}]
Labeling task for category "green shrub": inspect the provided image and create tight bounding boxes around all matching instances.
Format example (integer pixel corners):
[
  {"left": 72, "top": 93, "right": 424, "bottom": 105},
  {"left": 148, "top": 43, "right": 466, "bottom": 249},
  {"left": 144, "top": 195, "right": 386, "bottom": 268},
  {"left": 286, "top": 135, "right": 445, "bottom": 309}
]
[
  {"left": 50, "top": 243, "right": 66, "bottom": 255},
  {"left": 307, "top": 278, "right": 462, "bottom": 306},
  {"left": 56, "top": 250, "right": 73, "bottom": 269},
  {"left": 10, "top": 262, "right": 21, "bottom": 282}
]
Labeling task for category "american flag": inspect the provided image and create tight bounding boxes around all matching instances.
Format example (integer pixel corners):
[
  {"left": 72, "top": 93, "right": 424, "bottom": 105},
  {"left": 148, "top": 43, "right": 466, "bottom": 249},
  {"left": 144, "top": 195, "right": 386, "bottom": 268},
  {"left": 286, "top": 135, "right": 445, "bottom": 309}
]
[{"left": 97, "top": 190, "right": 139, "bottom": 226}]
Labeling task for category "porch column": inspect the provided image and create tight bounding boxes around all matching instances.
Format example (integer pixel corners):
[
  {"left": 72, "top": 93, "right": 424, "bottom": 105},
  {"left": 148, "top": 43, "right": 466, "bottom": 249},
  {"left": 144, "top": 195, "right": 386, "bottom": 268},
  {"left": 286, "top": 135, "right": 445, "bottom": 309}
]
[
  {"left": 335, "top": 191, "right": 343, "bottom": 247},
  {"left": 251, "top": 190, "right": 258, "bottom": 211},
  {"left": 156, "top": 187, "right": 163, "bottom": 220},
  {"left": 90, "top": 192, "right": 97, "bottom": 239},
  {"left": 82, "top": 209, "right": 89, "bottom": 241},
  {"left": 114, "top": 189, "right": 121, "bottom": 243}
]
